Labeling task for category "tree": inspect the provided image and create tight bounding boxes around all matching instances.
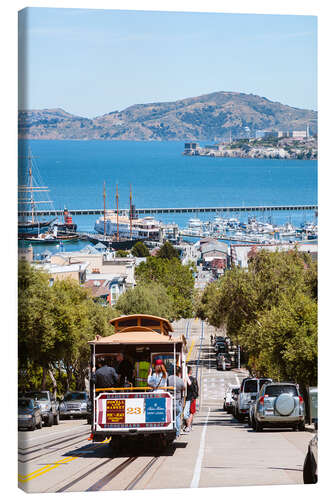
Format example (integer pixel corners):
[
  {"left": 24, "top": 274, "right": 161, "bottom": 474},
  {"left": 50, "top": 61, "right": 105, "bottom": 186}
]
[
  {"left": 241, "top": 292, "right": 317, "bottom": 387},
  {"left": 18, "top": 261, "right": 58, "bottom": 389},
  {"left": 131, "top": 241, "right": 150, "bottom": 257},
  {"left": 18, "top": 261, "right": 116, "bottom": 393},
  {"left": 116, "top": 282, "right": 174, "bottom": 320},
  {"left": 156, "top": 241, "right": 180, "bottom": 259},
  {"left": 51, "top": 279, "right": 115, "bottom": 391},
  {"left": 116, "top": 249, "right": 129, "bottom": 257},
  {"left": 196, "top": 249, "right": 317, "bottom": 386},
  {"left": 135, "top": 256, "right": 195, "bottom": 319}
]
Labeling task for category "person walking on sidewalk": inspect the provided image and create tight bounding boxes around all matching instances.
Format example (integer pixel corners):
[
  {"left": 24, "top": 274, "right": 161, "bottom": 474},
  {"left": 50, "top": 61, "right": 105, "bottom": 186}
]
[
  {"left": 168, "top": 366, "right": 185, "bottom": 438},
  {"left": 184, "top": 366, "right": 199, "bottom": 432}
]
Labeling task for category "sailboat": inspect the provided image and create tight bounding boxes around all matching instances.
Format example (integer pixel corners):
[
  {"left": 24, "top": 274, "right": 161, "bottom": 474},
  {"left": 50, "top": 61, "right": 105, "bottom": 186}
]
[{"left": 18, "top": 149, "right": 56, "bottom": 239}]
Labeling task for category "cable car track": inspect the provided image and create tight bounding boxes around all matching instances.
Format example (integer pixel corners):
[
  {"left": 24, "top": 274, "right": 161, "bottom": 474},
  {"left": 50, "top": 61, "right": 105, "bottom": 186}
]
[{"left": 18, "top": 431, "right": 90, "bottom": 463}]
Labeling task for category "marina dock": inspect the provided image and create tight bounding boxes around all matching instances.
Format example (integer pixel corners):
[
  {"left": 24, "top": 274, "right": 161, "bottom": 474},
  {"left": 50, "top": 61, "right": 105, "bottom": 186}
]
[{"left": 18, "top": 203, "right": 317, "bottom": 218}]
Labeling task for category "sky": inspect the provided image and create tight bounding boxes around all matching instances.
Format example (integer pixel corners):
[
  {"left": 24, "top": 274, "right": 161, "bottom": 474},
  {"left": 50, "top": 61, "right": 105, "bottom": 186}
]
[{"left": 18, "top": 8, "right": 317, "bottom": 118}]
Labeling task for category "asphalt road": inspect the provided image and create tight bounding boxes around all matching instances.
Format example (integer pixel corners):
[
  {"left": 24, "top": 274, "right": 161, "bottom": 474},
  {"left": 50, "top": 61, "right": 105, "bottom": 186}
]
[{"left": 18, "top": 319, "right": 313, "bottom": 492}]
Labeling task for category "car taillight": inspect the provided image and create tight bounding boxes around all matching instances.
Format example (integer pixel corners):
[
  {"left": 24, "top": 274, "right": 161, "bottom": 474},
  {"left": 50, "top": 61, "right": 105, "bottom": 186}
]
[{"left": 299, "top": 396, "right": 304, "bottom": 404}]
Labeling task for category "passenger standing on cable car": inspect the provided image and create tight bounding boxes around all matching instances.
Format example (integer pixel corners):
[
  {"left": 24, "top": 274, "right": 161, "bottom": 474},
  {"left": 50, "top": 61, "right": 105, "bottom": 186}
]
[
  {"left": 134, "top": 354, "right": 151, "bottom": 387},
  {"left": 147, "top": 359, "right": 167, "bottom": 391},
  {"left": 115, "top": 353, "right": 134, "bottom": 386},
  {"left": 91, "top": 358, "right": 119, "bottom": 389},
  {"left": 168, "top": 366, "right": 185, "bottom": 438}
]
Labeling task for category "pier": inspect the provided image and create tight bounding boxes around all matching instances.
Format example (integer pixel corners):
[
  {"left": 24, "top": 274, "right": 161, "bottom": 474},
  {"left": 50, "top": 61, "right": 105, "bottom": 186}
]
[{"left": 18, "top": 204, "right": 317, "bottom": 218}]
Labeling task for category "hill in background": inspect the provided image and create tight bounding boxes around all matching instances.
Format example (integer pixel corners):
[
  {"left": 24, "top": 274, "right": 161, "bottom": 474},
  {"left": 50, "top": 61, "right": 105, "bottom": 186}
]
[{"left": 18, "top": 91, "right": 317, "bottom": 141}]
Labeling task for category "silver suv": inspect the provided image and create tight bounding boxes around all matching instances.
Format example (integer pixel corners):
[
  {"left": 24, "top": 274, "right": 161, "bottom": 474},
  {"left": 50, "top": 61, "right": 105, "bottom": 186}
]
[
  {"left": 59, "top": 391, "right": 89, "bottom": 419},
  {"left": 252, "top": 382, "right": 305, "bottom": 431},
  {"left": 236, "top": 377, "right": 272, "bottom": 421}
]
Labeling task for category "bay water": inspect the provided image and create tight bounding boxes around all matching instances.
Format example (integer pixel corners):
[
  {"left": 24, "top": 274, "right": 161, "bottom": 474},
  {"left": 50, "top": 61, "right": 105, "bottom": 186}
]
[{"left": 18, "top": 140, "right": 317, "bottom": 252}]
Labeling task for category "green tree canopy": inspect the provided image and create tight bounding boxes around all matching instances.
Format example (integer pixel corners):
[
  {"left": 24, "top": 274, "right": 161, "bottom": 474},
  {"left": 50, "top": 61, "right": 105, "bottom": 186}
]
[
  {"left": 135, "top": 256, "right": 195, "bottom": 319},
  {"left": 156, "top": 241, "right": 180, "bottom": 259},
  {"left": 116, "top": 282, "right": 174, "bottom": 320},
  {"left": 131, "top": 241, "right": 150, "bottom": 257},
  {"left": 196, "top": 249, "right": 317, "bottom": 386},
  {"left": 18, "top": 261, "right": 116, "bottom": 392},
  {"left": 116, "top": 249, "right": 129, "bottom": 257}
]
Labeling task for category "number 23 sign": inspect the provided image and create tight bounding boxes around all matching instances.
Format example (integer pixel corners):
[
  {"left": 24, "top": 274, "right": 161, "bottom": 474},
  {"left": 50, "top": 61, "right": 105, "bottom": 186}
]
[{"left": 125, "top": 399, "right": 145, "bottom": 423}]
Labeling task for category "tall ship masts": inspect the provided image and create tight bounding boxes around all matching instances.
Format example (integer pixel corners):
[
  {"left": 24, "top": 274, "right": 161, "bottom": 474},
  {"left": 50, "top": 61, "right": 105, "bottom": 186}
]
[
  {"left": 103, "top": 181, "right": 106, "bottom": 237},
  {"left": 129, "top": 184, "right": 132, "bottom": 240},
  {"left": 18, "top": 148, "right": 56, "bottom": 238},
  {"left": 94, "top": 184, "right": 160, "bottom": 244},
  {"left": 116, "top": 184, "right": 119, "bottom": 242}
]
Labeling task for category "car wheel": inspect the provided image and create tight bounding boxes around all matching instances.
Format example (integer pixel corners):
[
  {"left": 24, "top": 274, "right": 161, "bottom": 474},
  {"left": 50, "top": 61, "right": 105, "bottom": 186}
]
[
  {"left": 54, "top": 412, "right": 60, "bottom": 425},
  {"left": 303, "top": 451, "right": 317, "bottom": 484},
  {"left": 47, "top": 414, "right": 53, "bottom": 427},
  {"left": 298, "top": 422, "right": 306, "bottom": 431}
]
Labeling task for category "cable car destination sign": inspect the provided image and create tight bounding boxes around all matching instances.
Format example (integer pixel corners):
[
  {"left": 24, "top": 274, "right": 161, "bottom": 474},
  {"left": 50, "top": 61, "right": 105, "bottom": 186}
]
[{"left": 96, "top": 393, "right": 172, "bottom": 428}]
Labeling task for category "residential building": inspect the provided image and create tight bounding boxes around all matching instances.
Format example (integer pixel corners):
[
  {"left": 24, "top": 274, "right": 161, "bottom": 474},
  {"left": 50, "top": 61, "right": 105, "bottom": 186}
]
[
  {"left": 230, "top": 242, "right": 318, "bottom": 269},
  {"left": 33, "top": 261, "right": 89, "bottom": 285},
  {"left": 18, "top": 245, "right": 33, "bottom": 262}
]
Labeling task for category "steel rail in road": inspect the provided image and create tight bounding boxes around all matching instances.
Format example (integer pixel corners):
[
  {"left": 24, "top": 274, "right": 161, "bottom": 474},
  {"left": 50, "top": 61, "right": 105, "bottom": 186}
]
[
  {"left": 124, "top": 456, "right": 160, "bottom": 490},
  {"left": 18, "top": 204, "right": 318, "bottom": 217},
  {"left": 18, "top": 431, "right": 90, "bottom": 463}
]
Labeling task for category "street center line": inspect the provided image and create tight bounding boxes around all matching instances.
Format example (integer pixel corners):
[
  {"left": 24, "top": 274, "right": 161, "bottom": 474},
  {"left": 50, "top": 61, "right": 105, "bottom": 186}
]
[
  {"left": 190, "top": 407, "right": 210, "bottom": 488},
  {"left": 186, "top": 339, "right": 196, "bottom": 362}
]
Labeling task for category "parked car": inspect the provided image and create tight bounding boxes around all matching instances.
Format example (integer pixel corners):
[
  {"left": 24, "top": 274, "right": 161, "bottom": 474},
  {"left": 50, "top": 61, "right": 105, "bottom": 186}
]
[
  {"left": 223, "top": 384, "right": 239, "bottom": 413},
  {"left": 231, "top": 387, "right": 240, "bottom": 416},
  {"left": 59, "top": 391, "right": 89, "bottom": 419},
  {"left": 214, "top": 336, "right": 225, "bottom": 346},
  {"left": 236, "top": 378, "right": 272, "bottom": 421},
  {"left": 24, "top": 391, "right": 59, "bottom": 426},
  {"left": 252, "top": 382, "right": 305, "bottom": 431},
  {"left": 303, "top": 433, "right": 318, "bottom": 484},
  {"left": 18, "top": 398, "right": 43, "bottom": 431}
]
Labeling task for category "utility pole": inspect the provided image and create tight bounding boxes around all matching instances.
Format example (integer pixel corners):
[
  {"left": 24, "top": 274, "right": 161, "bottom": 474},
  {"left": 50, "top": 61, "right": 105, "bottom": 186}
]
[{"left": 237, "top": 345, "right": 241, "bottom": 369}]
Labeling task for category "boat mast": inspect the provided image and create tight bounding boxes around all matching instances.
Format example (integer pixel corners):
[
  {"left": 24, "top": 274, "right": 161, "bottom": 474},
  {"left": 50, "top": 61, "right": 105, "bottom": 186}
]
[
  {"left": 103, "top": 181, "right": 106, "bottom": 237},
  {"left": 116, "top": 184, "right": 119, "bottom": 242},
  {"left": 28, "top": 150, "right": 35, "bottom": 224},
  {"left": 129, "top": 184, "right": 132, "bottom": 240}
]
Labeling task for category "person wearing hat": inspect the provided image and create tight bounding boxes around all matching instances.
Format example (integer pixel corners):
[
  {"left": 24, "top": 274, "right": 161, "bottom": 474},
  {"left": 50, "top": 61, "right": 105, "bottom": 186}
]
[{"left": 147, "top": 359, "right": 167, "bottom": 391}]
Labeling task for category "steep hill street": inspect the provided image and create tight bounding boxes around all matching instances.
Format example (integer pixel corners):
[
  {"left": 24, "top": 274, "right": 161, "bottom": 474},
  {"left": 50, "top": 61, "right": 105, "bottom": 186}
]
[{"left": 18, "top": 320, "right": 312, "bottom": 492}]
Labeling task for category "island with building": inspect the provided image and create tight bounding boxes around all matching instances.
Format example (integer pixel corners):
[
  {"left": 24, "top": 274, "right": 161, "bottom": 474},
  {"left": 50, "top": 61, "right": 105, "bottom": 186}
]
[{"left": 184, "top": 127, "right": 317, "bottom": 160}]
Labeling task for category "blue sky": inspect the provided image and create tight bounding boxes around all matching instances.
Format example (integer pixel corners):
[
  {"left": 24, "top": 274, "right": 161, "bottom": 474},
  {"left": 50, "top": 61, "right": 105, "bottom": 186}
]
[{"left": 18, "top": 8, "right": 317, "bottom": 118}]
